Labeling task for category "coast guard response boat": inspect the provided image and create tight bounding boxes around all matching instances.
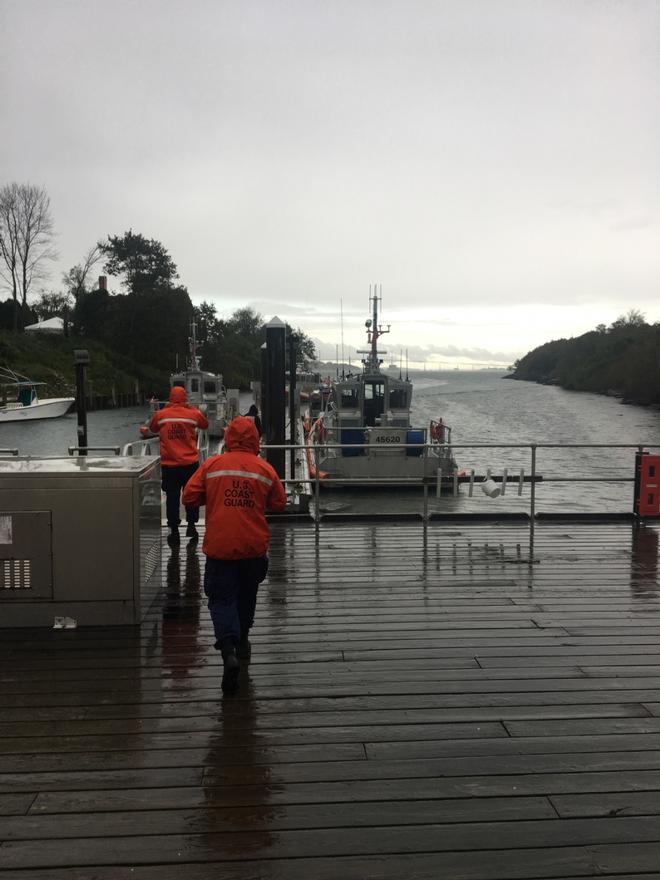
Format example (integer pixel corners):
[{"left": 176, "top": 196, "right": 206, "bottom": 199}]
[{"left": 304, "top": 291, "right": 456, "bottom": 487}]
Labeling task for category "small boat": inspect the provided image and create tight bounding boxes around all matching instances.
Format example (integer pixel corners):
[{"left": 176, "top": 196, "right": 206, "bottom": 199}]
[
  {"left": 0, "top": 368, "right": 74, "bottom": 422},
  {"left": 150, "top": 321, "right": 236, "bottom": 438},
  {"left": 304, "top": 293, "right": 457, "bottom": 487}
]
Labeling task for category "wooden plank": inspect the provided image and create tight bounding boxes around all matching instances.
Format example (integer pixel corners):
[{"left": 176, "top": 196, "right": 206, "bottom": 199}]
[
  {"left": 0, "top": 742, "right": 365, "bottom": 775},
  {"left": 0, "top": 793, "right": 35, "bottom": 816},
  {"left": 4, "top": 816, "right": 660, "bottom": 869},
  {"left": 551, "top": 791, "right": 660, "bottom": 818},
  {"left": 0, "top": 850, "right": 659, "bottom": 880},
  {"left": 29, "top": 768, "right": 660, "bottom": 814},
  {"left": 505, "top": 718, "right": 660, "bottom": 738},
  {"left": 0, "top": 768, "right": 203, "bottom": 794},
  {"left": 0, "top": 721, "right": 507, "bottom": 754},
  {"left": 364, "top": 733, "right": 660, "bottom": 762},
  {"left": 0, "top": 795, "right": 557, "bottom": 839},
  {"left": 203, "top": 750, "right": 660, "bottom": 786},
  {"left": 0, "top": 701, "right": 647, "bottom": 739},
  {"left": 3, "top": 690, "right": 660, "bottom": 725}
]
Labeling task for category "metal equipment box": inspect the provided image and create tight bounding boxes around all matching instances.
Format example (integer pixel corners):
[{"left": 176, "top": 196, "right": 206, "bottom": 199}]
[{"left": 0, "top": 456, "right": 162, "bottom": 626}]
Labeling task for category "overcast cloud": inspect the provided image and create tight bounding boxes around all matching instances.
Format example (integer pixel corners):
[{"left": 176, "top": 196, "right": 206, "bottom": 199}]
[{"left": 1, "top": 0, "right": 658, "bottom": 365}]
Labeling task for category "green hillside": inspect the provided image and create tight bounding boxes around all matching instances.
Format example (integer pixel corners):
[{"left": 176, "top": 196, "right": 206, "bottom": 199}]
[
  {"left": 508, "top": 313, "right": 660, "bottom": 406},
  {"left": 0, "top": 330, "right": 168, "bottom": 400}
]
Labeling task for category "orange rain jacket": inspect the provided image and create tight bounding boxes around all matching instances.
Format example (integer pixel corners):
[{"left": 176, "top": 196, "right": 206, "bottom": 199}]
[
  {"left": 182, "top": 416, "right": 287, "bottom": 560},
  {"left": 147, "top": 387, "right": 209, "bottom": 466}
]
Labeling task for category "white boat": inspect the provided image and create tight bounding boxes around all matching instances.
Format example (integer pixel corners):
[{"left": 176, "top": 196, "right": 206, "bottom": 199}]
[
  {"left": 0, "top": 369, "right": 74, "bottom": 423},
  {"left": 151, "top": 321, "right": 238, "bottom": 438},
  {"left": 304, "top": 293, "right": 457, "bottom": 487}
]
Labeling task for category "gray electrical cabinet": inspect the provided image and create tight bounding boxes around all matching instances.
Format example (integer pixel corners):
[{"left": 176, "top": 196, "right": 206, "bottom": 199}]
[{"left": 0, "top": 456, "right": 162, "bottom": 627}]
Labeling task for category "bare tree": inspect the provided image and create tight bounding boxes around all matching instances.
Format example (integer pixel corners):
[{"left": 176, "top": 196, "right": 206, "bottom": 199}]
[
  {"left": 62, "top": 243, "right": 104, "bottom": 298},
  {"left": 0, "top": 185, "right": 20, "bottom": 311},
  {"left": 0, "top": 182, "right": 58, "bottom": 329}
]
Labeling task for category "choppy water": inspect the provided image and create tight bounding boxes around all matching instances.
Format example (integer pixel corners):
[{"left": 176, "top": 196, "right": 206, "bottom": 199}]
[
  {"left": 0, "top": 406, "right": 148, "bottom": 457},
  {"left": 3, "top": 374, "right": 659, "bottom": 514}
]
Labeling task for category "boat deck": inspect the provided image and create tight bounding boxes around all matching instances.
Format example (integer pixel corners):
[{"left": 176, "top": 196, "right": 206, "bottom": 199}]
[{"left": 2, "top": 518, "right": 660, "bottom": 879}]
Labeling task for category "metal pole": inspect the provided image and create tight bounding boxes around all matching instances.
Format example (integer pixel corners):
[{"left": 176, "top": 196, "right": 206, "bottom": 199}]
[
  {"left": 289, "top": 334, "right": 297, "bottom": 485},
  {"left": 265, "top": 318, "right": 286, "bottom": 478},
  {"left": 74, "top": 350, "right": 90, "bottom": 456},
  {"left": 529, "top": 444, "right": 536, "bottom": 563},
  {"left": 634, "top": 445, "right": 644, "bottom": 516},
  {"left": 314, "top": 443, "right": 320, "bottom": 546},
  {"left": 260, "top": 343, "right": 269, "bottom": 438},
  {"left": 422, "top": 443, "right": 429, "bottom": 523}
]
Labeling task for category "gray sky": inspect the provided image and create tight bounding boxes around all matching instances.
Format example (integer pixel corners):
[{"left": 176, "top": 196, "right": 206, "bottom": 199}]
[{"left": 1, "top": 0, "right": 658, "bottom": 366}]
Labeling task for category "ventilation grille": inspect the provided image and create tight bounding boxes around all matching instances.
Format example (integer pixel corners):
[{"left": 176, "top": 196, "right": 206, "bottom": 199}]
[{"left": 1, "top": 558, "right": 32, "bottom": 590}]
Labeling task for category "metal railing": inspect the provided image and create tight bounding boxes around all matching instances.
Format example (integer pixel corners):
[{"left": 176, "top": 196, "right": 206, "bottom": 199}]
[
  {"left": 68, "top": 446, "right": 122, "bottom": 456},
  {"left": 122, "top": 429, "right": 211, "bottom": 461},
  {"left": 261, "top": 440, "right": 659, "bottom": 562}
]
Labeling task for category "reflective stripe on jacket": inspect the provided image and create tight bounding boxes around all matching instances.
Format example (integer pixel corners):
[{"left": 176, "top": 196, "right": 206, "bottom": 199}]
[
  {"left": 182, "top": 416, "right": 287, "bottom": 559},
  {"left": 148, "top": 404, "right": 209, "bottom": 466}
]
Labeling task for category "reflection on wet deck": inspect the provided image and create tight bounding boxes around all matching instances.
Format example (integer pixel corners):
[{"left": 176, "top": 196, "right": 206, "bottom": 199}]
[{"left": 2, "top": 519, "right": 660, "bottom": 878}]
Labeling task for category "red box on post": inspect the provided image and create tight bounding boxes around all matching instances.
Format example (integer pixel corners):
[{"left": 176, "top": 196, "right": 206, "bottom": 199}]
[{"left": 635, "top": 452, "right": 660, "bottom": 516}]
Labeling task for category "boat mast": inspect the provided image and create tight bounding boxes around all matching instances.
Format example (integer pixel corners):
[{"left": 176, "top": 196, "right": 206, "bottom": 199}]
[
  {"left": 360, "top": 284, "right": 390, "bottom": 373},
  {"left": 189, "top": 320, "right": 201, "bottom": 370}
]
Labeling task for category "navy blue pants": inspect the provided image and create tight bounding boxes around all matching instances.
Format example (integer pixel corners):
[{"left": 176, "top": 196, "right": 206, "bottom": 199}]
[
  {"left": 161, "top": 463, "right": 199, "bottom": 528},
  {"left": 204, "top": 556, "right": 269, "bottom": 649}
]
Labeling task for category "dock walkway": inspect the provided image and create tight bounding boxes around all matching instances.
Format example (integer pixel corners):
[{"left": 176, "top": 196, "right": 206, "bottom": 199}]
[{"left": 2, "top": 518, "right": 660, "bottom": 879}]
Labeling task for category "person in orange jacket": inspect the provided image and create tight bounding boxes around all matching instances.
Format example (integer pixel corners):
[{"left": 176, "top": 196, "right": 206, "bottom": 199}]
[
  {"left": 146, "top": 386, "right": 209, "bottom": 546},
  {"left": 182, "top": 415, "right": 287, "bottom": 693}
]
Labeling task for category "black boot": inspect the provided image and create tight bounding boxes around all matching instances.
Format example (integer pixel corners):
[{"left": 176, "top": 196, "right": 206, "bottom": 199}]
[
  {"left": 167, "top": 527, "right": 180, "bottom": 546},
  {"left": 238, "top": 634, "right": 252, "bottom": 660},
  {"left": 221, "top": 643, "right": 240, "bottom": 694}
]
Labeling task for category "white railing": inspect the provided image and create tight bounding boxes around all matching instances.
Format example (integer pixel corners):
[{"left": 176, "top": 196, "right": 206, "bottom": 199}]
[{"left": 122, "top": 428, "right": 211, "bottom": 461}]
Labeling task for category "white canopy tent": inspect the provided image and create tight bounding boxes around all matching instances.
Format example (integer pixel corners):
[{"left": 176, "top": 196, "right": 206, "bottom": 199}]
[{"left": 24, "top": 317, "right": 65, "bottom": 334}]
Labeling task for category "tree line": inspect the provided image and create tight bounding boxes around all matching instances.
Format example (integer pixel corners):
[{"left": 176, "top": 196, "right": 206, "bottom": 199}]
[
  {"left": 508, "top": 310, "right": 660, "bottom": 405},
  {"left": 0, "top": 183, "right": 314, "bottom": 393}
]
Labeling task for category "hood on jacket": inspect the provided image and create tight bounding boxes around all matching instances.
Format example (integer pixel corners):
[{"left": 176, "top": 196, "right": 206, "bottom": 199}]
[
  {"left": 224, "top": 416, "right": 259, "bottom": 454},
  {"left": 169, "top": 386, "right": 187, "bottom": 404}
]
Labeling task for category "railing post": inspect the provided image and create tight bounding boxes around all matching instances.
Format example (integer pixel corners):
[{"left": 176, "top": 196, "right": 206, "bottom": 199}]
[
  {"left": 634, "top": 445, "right": 644, "bottom": 516},
  {"left": 529, "top": 444, "right": 536, "bottom": 564},
  {"left": 74, "top": 349, "right": 90, "bottom": 456},
  {"left": 422, "top": 441, "right": 429, "bottom": 529},
  {"left": 314, "top": 442, "right": 320, "bottom": 547}
]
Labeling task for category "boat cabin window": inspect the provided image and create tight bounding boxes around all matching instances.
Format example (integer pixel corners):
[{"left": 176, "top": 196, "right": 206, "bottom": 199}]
[
  {"left": 190, "top": 378, "right": 199, "bottom": 393},
  {"left": 389, "top": 387, "right": 408, "bottom": 409},
  {"left": 204, "top": 381, "right": 216, "bottom": 394},
  {"left": 339, "top": 387, "right": 359, "bottom": 408},
  {"left": 17, "top": 387, "right": 36, "bottom": 407},
  {"left": 364, "top": 382, "right": 385, "bottom": 426}
]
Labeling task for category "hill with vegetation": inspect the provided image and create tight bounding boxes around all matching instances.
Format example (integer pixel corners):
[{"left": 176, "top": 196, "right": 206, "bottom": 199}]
[
  {"left": 0, "top": 330, "right": 165, "bottom": 400},
  {"left": 507, "top": 310, "right": 660, "bottom": 405},
  {"left": 0, "top": 229, "right": 314, "bottom": 401}
]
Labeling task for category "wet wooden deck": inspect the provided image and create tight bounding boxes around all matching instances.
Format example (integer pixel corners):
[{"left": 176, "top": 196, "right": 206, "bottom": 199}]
[{"left": 2, "top": 518, "right": 660, "bottom": 879}]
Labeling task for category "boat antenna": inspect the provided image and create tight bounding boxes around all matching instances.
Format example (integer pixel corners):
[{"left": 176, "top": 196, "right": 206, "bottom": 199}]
[
  {"left": 399, "top": 349, "right": 402, "bottom": 380},
  {"left": 357, "top": 283, "right": 390, "bottom": 372},
  {"left": 406, "top": 348, "right": 409, "bottom": 381},
  {"left": 335, "top": 344, "right": 339, "bottom": 379},
  {"left": 340, "top": 298, "right": 345, "bottom": 379},
  {"left": 189, "top": 319, "right": 201, "bottom": 370}
]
